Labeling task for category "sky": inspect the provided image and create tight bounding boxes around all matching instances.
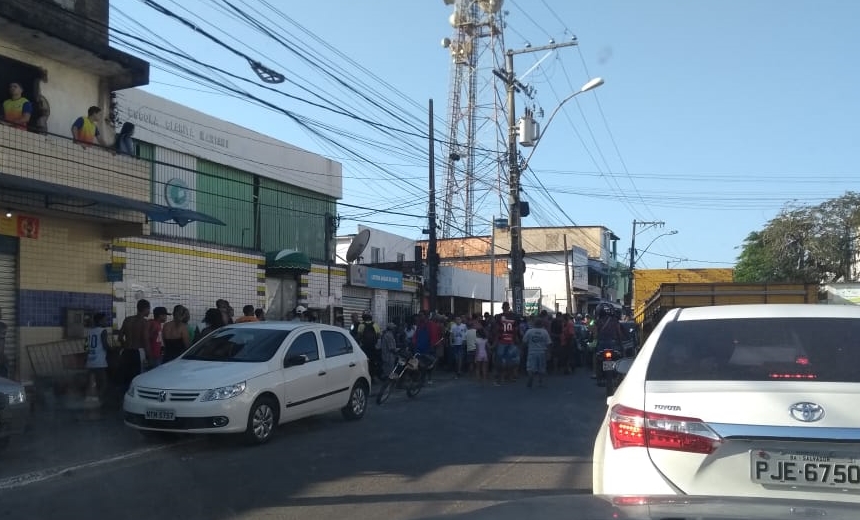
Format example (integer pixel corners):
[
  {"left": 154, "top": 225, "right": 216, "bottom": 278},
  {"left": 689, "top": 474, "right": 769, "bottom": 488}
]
[{"left": 109, "top": 0, "right": 860, "bottom": 269}]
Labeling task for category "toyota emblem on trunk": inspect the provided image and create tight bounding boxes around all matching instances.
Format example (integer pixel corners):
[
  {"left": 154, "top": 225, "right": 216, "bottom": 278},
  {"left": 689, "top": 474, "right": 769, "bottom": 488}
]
[
  {"left": 789, "top": 402, "right": 824, "bottom": 422},
  {"left": 158, "top": 391, "right": 168, "bottom": 403}
]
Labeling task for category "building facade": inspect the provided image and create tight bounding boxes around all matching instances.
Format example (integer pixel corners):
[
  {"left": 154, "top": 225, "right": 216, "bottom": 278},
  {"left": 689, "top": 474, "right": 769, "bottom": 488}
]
[
  {"left": 0, "top": 1, "right": 345, "bottom": 381},
  {"left": 0, "top": 0, "right": 150, "bottom": 380}
]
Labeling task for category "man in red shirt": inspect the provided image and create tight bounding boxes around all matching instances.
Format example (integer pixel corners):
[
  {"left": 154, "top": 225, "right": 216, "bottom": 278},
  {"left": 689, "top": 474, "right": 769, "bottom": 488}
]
[{"left": 492, "top": 302, "right": 520, "bottom": 385}]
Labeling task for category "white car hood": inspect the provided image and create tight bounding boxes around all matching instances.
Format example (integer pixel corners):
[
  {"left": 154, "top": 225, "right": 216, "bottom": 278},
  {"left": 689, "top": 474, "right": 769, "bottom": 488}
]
[{"left": 133, "top": 359, "right": 270, "bottom": 390}]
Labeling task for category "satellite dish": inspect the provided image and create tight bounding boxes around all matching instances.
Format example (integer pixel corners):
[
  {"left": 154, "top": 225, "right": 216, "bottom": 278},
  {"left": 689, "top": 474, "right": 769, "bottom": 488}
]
[{"left": 346, "top": 229, "right": 371, "bottom": 263}]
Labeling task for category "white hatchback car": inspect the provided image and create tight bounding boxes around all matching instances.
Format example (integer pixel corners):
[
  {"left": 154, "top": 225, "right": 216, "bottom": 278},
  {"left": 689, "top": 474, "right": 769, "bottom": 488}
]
[
  {"left": 124, "top": 322, "right": 371, "bottom": 444},
  {"left": 594, "top": 304, "right": 860, "bottom": 503}
]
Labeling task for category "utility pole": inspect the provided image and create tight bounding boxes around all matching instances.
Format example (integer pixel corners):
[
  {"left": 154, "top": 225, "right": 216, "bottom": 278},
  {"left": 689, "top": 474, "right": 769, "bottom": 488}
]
[
  {"left": 325, "top": 212, "right": 337, "bottom": 324},
  {"left": 427, "top": 99, "right": 439, "bottom": 313},
  {"left": 626, "top": 219, "right": 665, "bottom": 307},
  {"left": 564, "top": 234, "right": 572, "bottom": 314},
  {"left": 501, "top": 40, "right": 578, "bottom": 316}
]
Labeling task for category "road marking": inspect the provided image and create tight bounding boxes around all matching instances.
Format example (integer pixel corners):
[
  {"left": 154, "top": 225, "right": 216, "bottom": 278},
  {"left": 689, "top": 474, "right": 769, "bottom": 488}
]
[{"left": 0, "top": 441, "right": 192, "bottom": 491}]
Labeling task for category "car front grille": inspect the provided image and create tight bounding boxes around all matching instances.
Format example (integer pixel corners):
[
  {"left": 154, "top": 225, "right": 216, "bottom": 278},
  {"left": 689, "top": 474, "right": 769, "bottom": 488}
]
[{"left": 137, "top": 388, "right": 202, "bottom": 402}]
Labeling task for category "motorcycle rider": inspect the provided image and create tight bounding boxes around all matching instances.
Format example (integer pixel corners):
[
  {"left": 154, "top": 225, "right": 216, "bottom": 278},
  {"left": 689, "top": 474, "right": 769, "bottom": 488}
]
[{"left": 593, "top": 303, "right": 624, "bottom": 384}]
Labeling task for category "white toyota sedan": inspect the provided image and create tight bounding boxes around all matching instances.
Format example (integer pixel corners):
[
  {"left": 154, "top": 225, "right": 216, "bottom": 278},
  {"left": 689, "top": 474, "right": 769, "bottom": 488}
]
[
  {"left": 594, "top": 304, "right": 860, "bottom": 503},
  {"left": 124, "top": 322, "right": 371, "bottom": 444}
]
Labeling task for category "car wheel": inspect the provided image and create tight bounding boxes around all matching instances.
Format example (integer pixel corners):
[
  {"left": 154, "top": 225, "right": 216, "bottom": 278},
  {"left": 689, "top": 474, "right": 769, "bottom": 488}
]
[
  {"left": 376, "top": 379, "right": 393, "bottom": 405},
  {"left": 342, "top": 381, "right": 368, "bottom": 420},
  {"left": 245, "top": 396, "right": 279, "bottom": 445}
]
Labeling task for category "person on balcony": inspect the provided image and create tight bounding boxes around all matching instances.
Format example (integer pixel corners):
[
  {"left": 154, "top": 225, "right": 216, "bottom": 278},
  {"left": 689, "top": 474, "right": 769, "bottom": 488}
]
[
  {"left": 1, "top": 82, "right": 32, "bottom": 129},
  {"left": 115, "top": 122, "right": 135, "bottom": 156},
  {"left": 71, "top": 106, "right": 107, "bottom": 148}
]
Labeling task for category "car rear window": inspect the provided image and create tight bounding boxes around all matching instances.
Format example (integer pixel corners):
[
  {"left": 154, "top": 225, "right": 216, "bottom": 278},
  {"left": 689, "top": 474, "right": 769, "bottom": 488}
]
[{"left": 646, "top": 317, "right": 860, "bottom": 382}]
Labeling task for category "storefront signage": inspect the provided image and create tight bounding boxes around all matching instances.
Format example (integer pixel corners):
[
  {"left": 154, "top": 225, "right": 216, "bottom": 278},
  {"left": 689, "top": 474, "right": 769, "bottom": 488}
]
[
  {"left": 367, "top": 267, "right": 403, "bottom": 290},
  {"left": 348, "top": 265, "right": 403, "bottom": 290},
  {"left": 0, "top": 214, "right": 40, "bottom": 239}
]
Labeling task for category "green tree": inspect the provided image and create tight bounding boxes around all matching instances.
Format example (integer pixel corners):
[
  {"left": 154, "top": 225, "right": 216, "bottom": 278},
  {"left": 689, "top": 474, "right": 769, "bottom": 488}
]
[{"left": 735, "top": 192, "right": 860, "bottom": 283}]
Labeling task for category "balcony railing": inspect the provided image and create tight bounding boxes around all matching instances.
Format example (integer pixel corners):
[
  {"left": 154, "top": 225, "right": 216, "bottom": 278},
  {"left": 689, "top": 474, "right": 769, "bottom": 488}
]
[{"left": 0, "top": 124, "right": 150, "bottom": 223}]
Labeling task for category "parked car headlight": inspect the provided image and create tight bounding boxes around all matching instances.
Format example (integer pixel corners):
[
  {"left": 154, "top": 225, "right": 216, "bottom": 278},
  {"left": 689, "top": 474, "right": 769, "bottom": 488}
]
[
  {"left": 200, "top": 382, "right": 246, "bottom": 402},
  {"left": 7, "top": 390, "right": 25, "bottom": 405},
  {"left": 126, "top": 385, "right": 135, "bottom": 397}
]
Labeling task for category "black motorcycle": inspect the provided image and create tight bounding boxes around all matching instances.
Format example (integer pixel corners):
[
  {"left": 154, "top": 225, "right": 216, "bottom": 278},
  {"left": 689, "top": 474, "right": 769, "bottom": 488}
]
[
  {"left": 376, "top": 348, "right": 436, "bottom": 405},
  {"left": 596, "top": 347, "right": 624, "bottom": 397}
]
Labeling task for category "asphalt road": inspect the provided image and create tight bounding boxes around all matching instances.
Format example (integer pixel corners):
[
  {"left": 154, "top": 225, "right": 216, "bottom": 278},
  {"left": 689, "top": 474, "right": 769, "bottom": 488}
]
[{"left": 0, "top": 370, "right": 608, "bottom": 520}]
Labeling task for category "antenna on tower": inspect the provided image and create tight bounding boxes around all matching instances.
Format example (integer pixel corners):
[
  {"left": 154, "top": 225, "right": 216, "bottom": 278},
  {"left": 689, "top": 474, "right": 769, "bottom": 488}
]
[{"left": 439, "top": 0, "right": 508, "bottom": 237}]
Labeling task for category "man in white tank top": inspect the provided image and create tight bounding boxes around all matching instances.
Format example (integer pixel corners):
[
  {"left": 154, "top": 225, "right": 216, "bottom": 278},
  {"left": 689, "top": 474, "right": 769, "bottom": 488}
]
[{"left": 86, "top": 312, "right": 111, "bottom": 406}]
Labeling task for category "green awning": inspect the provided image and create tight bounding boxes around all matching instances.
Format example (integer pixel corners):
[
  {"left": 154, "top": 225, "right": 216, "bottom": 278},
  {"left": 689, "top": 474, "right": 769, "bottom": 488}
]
[{"left": 266, "top": 249, "right": 311, "bottom": 271}]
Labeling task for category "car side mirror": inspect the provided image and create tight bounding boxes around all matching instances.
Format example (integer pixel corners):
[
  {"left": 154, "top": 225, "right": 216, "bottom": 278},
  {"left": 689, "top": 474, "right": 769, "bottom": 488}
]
[{"left": 285, "top": 354, "right": 308, "bottom": 368}]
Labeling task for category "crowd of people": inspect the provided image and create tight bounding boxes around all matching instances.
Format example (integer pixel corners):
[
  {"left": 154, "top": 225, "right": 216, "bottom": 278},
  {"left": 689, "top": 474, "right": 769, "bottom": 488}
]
[
  {"left": 346, "top": 302, "right": 640, "bottom": 389},
  {"left": 84, "top": 298, "right": 264, "bottom": 408}
]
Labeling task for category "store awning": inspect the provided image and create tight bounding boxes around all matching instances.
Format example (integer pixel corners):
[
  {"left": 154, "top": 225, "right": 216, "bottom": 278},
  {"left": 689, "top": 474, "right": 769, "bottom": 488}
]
[
  {"left": 0, "top": 173, "right": 225, "bottom": 227},
  {"left": 266, "top": 249, "right": 312, "bottom": 271}
]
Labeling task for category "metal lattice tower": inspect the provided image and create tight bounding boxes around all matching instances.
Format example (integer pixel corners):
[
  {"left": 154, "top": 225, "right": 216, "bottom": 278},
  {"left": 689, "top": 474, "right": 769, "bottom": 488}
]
[{"left": 440, "top": 0, "right": 508, "bottom": 238}]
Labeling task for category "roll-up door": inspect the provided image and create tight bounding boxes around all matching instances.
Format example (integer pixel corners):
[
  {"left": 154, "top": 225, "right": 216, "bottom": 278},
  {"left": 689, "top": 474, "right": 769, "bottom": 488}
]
[{"left": 0, "top": 237, "right": 19, "bottom": 379}]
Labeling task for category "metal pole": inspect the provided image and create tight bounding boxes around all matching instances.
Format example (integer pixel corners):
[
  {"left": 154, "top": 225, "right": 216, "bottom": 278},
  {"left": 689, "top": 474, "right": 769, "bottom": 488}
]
[
  {"left": 627, "top": 220, "right": 637, "bottom": 307},
  {"left": 326, "top": 212, "right": 335, "bottom": 325},
  {"left": 428, "top": 99, "right": 438, "bottom": 313},
  {"left": 490, "top": 215, "right": 495, "bottom": 316},
  {"left": 507, "top": 50, "right": 524, "bottom": 316},
  {"left": 564, "top": 234, "right": 572, "bottom": 314}
]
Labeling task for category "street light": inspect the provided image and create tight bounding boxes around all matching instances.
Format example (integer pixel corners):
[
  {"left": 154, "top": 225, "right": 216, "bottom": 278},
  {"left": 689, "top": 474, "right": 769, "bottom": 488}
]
[
  {"left": 522, "top": 77, "right": 604, "bottom": 169},
  {"left": 635, "top": 230, "right": 679, "bottom": 265},
  {"left": 507, "top": 76, "right": 605, "bottom": 315}
]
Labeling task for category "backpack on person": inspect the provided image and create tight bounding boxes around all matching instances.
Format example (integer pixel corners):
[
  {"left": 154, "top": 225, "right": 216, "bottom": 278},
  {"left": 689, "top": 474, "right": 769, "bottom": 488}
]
[{"left": 360, "top": 322, "right": 379, "bottom": 351}]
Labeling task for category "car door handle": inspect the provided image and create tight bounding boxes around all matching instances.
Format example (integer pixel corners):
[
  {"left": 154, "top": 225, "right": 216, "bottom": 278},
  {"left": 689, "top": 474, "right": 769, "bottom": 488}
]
[
  {"left": 318, "top": 371, "right": 327, "bottom": 376},
  {"left": 349, "top": 362, "right": 356, "bottom": 367}
]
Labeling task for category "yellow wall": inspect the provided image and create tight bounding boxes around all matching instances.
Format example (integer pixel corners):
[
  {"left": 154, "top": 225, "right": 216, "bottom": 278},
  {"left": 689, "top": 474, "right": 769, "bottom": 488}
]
[
  {"left": 19, "top": 216, "right": 113, "bottom": 293},
  {"left": 633, "top": 268, "right": 735, "bottom": 318}
]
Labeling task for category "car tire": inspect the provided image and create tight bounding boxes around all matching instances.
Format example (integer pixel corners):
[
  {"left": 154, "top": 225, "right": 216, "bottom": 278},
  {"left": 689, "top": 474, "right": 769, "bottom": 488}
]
[
  {"left": 376, "top": 379, "right": 393, "bottom": 405},
  {"left": 245, "top": 396, "right": 279, "bottom": 445},
  {"left": 342, "top": 381, "right": 368, "bottom": 421}
]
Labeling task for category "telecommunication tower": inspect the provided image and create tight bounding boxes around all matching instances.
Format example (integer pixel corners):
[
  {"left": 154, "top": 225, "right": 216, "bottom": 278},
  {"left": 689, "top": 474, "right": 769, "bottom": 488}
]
[{"left": 439, "top": 0, "right": 508, "bottom": 237}]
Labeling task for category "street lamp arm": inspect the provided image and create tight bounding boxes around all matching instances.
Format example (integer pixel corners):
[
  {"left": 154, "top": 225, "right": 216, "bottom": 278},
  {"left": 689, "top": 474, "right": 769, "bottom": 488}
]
[
  {"left": 635, "top": 230, "right": 679, "bottom": 264},
  {"left": 521, "top": 77, "right": 604, "bottom": 170}
]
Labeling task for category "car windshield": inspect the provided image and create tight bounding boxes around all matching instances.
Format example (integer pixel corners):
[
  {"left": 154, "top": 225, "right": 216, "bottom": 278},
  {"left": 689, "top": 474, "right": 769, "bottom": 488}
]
[
  {"left": 647, "top": 317, "right": 860, "bottom": 382},
  {"left": 183, "top": 327, "right": 291, "bottom": 362}
]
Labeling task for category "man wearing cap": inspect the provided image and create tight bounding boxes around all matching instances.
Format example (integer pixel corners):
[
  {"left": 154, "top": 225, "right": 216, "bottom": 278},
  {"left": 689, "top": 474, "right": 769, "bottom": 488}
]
[
  {"left": 291, "top": 305, "right": 307, "bottom": 322},
  {"left": 147, "top": 307, "right": 170, "bottom": 369}
]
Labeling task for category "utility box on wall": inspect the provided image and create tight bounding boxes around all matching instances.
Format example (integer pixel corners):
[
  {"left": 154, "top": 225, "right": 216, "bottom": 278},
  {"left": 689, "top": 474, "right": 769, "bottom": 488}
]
[{"left": 66, "top": 308, "right": 94, "bottom": 339}]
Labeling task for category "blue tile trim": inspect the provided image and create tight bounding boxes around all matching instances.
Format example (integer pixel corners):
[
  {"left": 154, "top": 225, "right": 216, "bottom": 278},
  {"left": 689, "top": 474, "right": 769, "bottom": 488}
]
[{"left": 19, "top": 290, "right": 113, "bottom": 327}]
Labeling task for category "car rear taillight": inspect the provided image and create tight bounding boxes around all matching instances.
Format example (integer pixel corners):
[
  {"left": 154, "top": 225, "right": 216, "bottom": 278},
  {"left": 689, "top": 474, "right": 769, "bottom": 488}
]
[
  {"left": 609, "top": 404, "right": 722, "bottom": 454},
  {"left": 603, "top": 350, "right": 613, "bottom": 359}
]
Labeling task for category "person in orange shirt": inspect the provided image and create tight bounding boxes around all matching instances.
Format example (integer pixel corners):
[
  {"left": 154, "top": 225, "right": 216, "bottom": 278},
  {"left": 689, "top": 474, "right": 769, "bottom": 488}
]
[
  {"left": 71, "top": 106, "right": 107, "bottom": 147},
  {"left": 235, "top": 305, "right": 259, "bottom": 323},
  {"left": 1, "top": 82, "right": 32, "bottom": 129}
]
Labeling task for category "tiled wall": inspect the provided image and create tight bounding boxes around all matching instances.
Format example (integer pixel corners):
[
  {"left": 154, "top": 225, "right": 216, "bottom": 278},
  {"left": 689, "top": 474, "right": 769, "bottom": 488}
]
[
  {"left": 18, "top": 290, "right": 113, "bottom": 327},
  {"left": 19, "top": 216, "right": 113, "bottom": 294},
  {"left": 112, "top": 237, "right": 266, "bottom": 327},
  {"left": 16, "top": 217, "right": 115, "bottom": 381},
  {"left": 301, "top": 266, "right": 346, "bottom": 308}
]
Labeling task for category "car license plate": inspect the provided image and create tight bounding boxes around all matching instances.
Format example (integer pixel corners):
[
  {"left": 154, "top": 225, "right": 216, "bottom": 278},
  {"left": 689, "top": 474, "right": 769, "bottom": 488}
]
[
  {"left": 602, "top": 360, "right": 616, "bottom": 371},
  {"left": 145, "top": 409, "right": 175, "bottom": 421},
  {"left": 751, "top": 450, "right": 860, "bottom": 488}
]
